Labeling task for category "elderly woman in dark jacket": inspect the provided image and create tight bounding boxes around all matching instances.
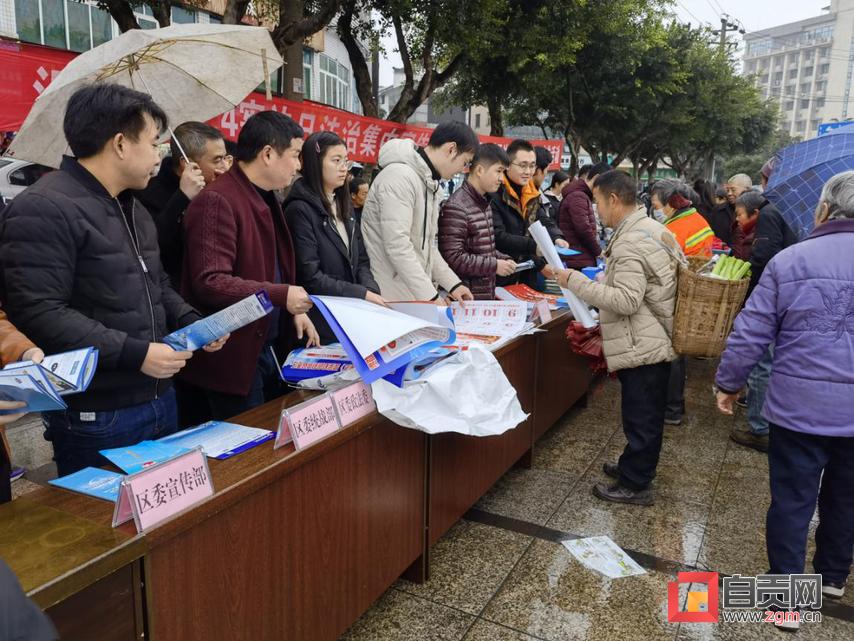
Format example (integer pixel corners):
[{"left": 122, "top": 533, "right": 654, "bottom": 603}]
[{"left": 284, "top": 132, "right": 383, "bottom": 344}]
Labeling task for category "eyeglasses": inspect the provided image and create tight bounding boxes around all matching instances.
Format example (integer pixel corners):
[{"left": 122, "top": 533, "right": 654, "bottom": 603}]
[
  {"left": 330, "top": 158, "right": 353, "bottom": 169},
  {"left": 511, "top": 162, "right": 537, "bottom": 172}
]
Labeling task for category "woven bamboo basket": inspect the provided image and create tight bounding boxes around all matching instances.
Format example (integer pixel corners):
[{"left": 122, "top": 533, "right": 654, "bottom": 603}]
[{"left": 672, "top": 256, "right": 749, "bottom": 357}]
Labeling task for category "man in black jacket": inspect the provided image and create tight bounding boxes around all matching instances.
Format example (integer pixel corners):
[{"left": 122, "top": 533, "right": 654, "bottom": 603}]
[
  {"left": 136, "top": 121, "right": 227, "bottom": 286},
  {"left": 0, "top": 84, "right": 226, "bottom": 476},
  {"left": 492, "top": 139, "right": 568, "bottom": 288}
]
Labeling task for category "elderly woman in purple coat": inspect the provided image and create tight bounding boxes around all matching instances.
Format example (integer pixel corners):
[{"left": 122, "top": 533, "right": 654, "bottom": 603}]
[{"left": 715, "top": 170, "right": 854, "bottom": 630}]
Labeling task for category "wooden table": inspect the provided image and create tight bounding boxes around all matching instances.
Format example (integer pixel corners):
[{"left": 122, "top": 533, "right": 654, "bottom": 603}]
[
  {"left": 0, "top": 484, "right": 146, "bottom": 640},
  {"left": 532, "top": 313, "right": 593, "bottom": 440},
  {"left": 1, "top": 310, "right": 594, "bottom": 641}
]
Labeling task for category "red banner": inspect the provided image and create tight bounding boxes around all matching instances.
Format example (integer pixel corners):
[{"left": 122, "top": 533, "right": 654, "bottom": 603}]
[
  {"left": 0, "top": 40, "right": 76, "bottom": 131},
  {"left": 213, "top": 96, "right": 564, "bottom": 169},
  {"left": 0, "top": 41, "right": 564, "bottom": 169}
]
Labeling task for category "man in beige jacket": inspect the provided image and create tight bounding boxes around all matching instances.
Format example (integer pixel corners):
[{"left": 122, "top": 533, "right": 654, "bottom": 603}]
[
  {"left": 557, "top": 170, "right": 679, "bottom": 506},
  {"left": 361, "top": 123, "right": 478, "bottom": 302}
]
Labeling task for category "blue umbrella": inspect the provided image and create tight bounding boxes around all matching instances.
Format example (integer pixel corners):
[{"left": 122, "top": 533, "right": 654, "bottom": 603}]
[{"left": 765, "top": 129, "right": 854, "bottom": 238}]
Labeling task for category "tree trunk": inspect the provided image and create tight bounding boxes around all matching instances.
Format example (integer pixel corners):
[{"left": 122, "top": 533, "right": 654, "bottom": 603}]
[
  {"left": 648, "top": 158, "right": 659, "bottom": 184},
  {"left": 102, "top": 0, "right": 140, "bottom": 32},
  {"left": 150, "top": 0, "right": 171, "bottom": 27},
  {"left": 487, "top": 95, "right": 503, "bottom": 136},
  {"left": 222, "top": 0, "right": 251, "bottom": 24},
  {"left": 280, "top": 0, "right": 304, "bottom": 101},
  {"left": 338, "top": 1, "right": 378, "bottom": 118}
]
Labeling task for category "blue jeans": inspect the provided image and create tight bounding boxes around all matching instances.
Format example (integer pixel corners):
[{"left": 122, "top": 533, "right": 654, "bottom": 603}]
[
  {"left": 767, "top": 424, "right": 854, "bottom": 585},
  {"left": 746, "top": 345, "right": 773, "bottom": 435},
  {"left": 44, "top": 387, "right": 178, "bottom": 477}
]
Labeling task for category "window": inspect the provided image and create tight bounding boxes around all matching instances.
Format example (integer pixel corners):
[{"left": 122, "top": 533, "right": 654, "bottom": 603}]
[
  {"left": 303, "top": 49, "right": 313, "bottom": 100},
  {"left": 817, "top": 98, "right": 826, "bottom": 108},
  {"left": 801, "top": 82, "right": 811, "bottom": 94},
  {"left": 774, "top": 71, "right": 783, "bottom": 82},
  {"left": 815, "top": 81, "right": 826, "bottom": 92},
  {"left": 92, "top": 6, "right": 113, "bottom": 47},
  {"left": 68, "top": 0, "right": 92, "bottom": 52},
  {"left": 138, "top": 17, "right": 157, "bottom": 29},
  {"left": 800, "top": 99, "right": 810, "bottom": 109},
  {"left": 819, "top": 63, "right": 830, "bottom": 75},
  {"left": 42, "top": 0, "right": 66, "bottom": 49},
  {"left": 796, "top": 120, "right": 806, "bottom": 131},
  {"left": 171, "top": 6, "right": 196, "bottom": 23},
  {"left": 208, "top": 14, "right": 222, "bottom": 24},
  {"left": 475, "top": 113, "right": 481, "bottom": 128},
  {"left": 318, "top": 54, "right": 351, "bottom": 110},
  {"left": 14, "top": 0, "right": 41, "bottom": 44},
  {"left": 803, "top": 67, "right": 814, "bottom": 76},
  {"left": 784, "top": 101, "right": 794, "bottom": 111},
  {"left": 788, "top": 69, "right": 798, "bottom": 79}
]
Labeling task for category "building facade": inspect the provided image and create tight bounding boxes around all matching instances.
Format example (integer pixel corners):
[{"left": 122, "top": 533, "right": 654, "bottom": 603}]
[
  {"left": 0, "top": 0, "right": 368, "bottom": 115},
  {"left": 742, "top": 0, "right": 854, "bottom": 139}
]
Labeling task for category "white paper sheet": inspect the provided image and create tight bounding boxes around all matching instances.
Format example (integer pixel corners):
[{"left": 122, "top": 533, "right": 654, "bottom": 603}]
[
  {"left": 315, "top": 296, "right": 451, "bottom": 357},
  {"left": 449, "top": 300, "right": 529, "bottom": 335},
  {"left": 562, "top": 536, "right": 646, "bottom": 579},
  {"left": 370, "top": 344, "right": 528, "bottom": 436},
  {"left": 528, "top": 221, "right": 597, "bottom": 328}
]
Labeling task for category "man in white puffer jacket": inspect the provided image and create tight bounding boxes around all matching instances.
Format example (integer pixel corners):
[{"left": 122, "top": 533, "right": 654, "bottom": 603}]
[{"left": 361, "top": 123, "right": 478, "bottom": 303}]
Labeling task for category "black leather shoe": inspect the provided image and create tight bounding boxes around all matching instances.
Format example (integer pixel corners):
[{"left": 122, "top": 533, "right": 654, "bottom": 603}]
[
  {"left": 592, "top": 482, "right": 654, "bottom": 506},
  {"left": 603, "top": 462, "right": 619, "bottom": 479}
]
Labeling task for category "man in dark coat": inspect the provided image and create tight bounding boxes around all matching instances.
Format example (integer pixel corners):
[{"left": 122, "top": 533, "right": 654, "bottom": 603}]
[
  {"left": 136, "top": 121, "right": 227, "bottom": 285},
  {"left": 558, "top": 161, "right": 610, "bottom": 270},
  {"left": 0, "top": 85, "right": 226, "bottom": 476},
  {"left": 491, "top": 139, "right": 568, "bottom": 288},
  {"left": 181, "top": 111, "right": 318, "bottom": 420},
  {"left": 439, "top": 144, "right": 516, "bottom": 299}
]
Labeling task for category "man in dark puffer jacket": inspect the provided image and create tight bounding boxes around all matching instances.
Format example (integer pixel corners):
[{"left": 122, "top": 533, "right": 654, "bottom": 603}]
[
  {"left": 439, "top": 144, "right": 517, "bottom": 299},
  {"left": 0, "top": 85, "right": 227, "bottom": 476}
]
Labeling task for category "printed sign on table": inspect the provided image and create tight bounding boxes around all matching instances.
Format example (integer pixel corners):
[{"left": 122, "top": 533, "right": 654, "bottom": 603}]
[
  {"left": 274, "top": 394, "right": 341, "bottom": 451},
  {"left": 112, "top": 447, "right": 214, "bottom": 532},
  {"left": 331, "top": 382, "right": 376, "bottom": 427}
]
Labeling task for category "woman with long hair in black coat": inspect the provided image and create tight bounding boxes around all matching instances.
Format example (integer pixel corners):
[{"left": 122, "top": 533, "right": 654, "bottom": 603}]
[{"left": 284, "top": 132, "right": 384, "bottom": 344}]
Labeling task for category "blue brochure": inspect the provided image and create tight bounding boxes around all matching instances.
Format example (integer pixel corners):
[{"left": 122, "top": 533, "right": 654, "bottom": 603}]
[
  {"left": 163, "top": 291, "right": 273, "bottom": 351},
  {"left": 49, "top": 467, "right": 124, "bottom": 502},
  {"left": 99, "top": 440, "right": 190, "bottom": 475},
  {"left": 0, "top": 371, "right": 66, "bottom": 413},
  {"left": 158, "top": 421, "right": 274, "bottom": 460},
  {"left": 556, "top": 246, "right": 581, "bottom": 256},
  {"left": 0, "top": 347, "right": 100, "bottom": 413},
  {"left": 280, "top": 344, "right": 354, "bottom": 383}
]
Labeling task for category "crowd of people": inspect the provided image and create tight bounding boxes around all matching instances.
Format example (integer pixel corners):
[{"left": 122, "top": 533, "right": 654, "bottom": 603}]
[{"left": 0, "top": 82, "right": 852, "bottom": 631}]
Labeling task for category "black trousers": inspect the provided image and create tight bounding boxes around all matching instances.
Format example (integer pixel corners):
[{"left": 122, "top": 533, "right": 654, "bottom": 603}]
[
  {"left": 665, "top": 355, "right": 686, "bottom": 421},
  {"left": 616, "top": 361, "right": 672, "bottom": 490},
  {"left": 767, "top": 423, "right": 854, "bottom": 584}
]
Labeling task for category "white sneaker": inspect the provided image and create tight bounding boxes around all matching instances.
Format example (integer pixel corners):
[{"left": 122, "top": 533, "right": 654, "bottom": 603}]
[{"left": 822, "top": 582, "right": 845, "bottom": 599}]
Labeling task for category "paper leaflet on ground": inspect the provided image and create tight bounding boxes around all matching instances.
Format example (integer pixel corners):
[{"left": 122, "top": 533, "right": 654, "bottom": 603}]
[
  {"left": 163, "top": 291, "right": 273, "bottom": 351},
  {"left": 562, "top": 536, "right": 646, "bottom": 579},
  {"left": 311, "top": 296, "right": 456, "bottom": 385},
  {"left": 0, "top": 347, "right": 99, "bottom": 412},
  {"left": 49, "top": 467, "right": 123, "bottom": 502},
  {"left": 445, "top": 301, "right": 535, "bottom": 351},
  {"left": 529, "top": 221, "right": 598, "bottom": 328},
  {"left": 371, "top": 343, "right": 528, "bottom": 436},
  {"left": 157, "top": 421, "right": 274, "bottom": 460}
]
